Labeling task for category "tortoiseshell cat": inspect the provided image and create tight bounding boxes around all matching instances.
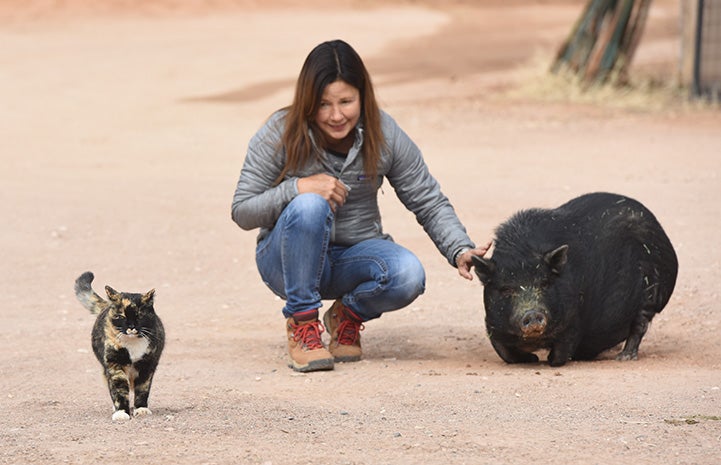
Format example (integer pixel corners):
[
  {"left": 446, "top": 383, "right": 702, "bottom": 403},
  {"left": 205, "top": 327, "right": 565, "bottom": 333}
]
[{"left": 74, "top": 271, "right": 165, "bottom": 421}]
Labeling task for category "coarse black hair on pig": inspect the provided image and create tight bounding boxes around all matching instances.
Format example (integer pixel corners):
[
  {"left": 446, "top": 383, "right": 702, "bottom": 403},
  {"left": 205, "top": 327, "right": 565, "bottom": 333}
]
[{"left": 472, "top": 192, "right": 678, "bottom": 367}]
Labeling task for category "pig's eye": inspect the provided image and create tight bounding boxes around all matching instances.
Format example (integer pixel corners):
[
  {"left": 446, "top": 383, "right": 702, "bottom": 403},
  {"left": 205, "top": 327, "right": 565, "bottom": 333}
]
[{"left": 499, "top": 287, "right": 514, "bottom": 297}]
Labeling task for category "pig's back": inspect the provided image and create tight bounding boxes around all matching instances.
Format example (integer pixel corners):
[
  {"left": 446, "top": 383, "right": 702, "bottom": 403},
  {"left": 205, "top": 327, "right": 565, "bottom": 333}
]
[{"left": 559, "top": 192, "right": 678, "bottom": 335}]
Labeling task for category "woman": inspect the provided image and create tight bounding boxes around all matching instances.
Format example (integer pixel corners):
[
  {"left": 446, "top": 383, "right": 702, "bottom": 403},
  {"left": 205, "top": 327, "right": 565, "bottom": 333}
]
[{"left": 231, "top": 39, "right": 488, "bottom": 372}]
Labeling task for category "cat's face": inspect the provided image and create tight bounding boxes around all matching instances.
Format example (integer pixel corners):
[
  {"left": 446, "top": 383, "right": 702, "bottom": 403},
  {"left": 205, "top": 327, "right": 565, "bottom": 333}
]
[{"left": 104, "top": 285, "right": 156, "bottom": 339}]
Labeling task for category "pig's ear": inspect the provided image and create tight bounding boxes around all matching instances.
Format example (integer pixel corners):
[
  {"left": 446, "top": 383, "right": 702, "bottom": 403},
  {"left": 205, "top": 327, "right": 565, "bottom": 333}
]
[
  {"left": 544, "top": 245, "right": 569, "bottom": 274},
  {"left": 472, "top": 256, "right": 495, "bottom": 284}
]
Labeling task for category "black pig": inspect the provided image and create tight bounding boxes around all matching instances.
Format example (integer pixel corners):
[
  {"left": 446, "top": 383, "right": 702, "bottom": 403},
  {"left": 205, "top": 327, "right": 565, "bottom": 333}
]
[{"left": 472, "top": 192, "right": 678, "bottom": 367}]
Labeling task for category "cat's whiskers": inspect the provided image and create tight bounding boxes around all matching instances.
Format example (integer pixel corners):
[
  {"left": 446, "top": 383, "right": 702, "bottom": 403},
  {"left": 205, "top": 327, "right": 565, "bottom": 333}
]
[{"left": 139, "top": 328, "right": 155, "bottom": 342}]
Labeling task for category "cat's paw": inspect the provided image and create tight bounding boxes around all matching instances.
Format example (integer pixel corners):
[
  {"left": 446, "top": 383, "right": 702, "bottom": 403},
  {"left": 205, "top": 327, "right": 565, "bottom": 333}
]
[
  {"left": 111, "top": 410, "right": 131, "bottom": 421},
  {"left": 134, "top": 407, "right": 153, "bottom": 418}
]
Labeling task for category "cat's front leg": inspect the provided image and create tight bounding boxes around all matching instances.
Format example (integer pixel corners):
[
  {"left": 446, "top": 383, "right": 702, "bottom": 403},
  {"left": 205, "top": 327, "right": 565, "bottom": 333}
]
[
  {"left": 105, "top": 364, "right": 131, "bottom": 421},
  {"left": 132, "top": 361, "right": 157, "bottom": 417}
]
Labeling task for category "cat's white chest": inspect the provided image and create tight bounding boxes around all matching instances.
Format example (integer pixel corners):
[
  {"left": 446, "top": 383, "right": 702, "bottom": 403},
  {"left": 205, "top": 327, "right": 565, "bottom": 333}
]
[{"left": 120, "top": 335, "right": 150, "bottom": 362}]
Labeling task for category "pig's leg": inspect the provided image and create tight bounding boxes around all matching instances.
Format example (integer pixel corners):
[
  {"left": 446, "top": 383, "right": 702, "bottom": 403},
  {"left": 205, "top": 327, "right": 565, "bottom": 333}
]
[
  {"left": 548, "top": 325, "right": 581, "bottom": 366},
  {"left": 615, "top": 307, "right": 653, "bottom": 361},
  {"left": 618, "top": 263, "right": 667, "bottom": 361},
  {"left": 490, "top": 338, "right": 539, "bottom": 364},
  {"left": 548, "top": 342, "right": 573, "bottom": 367}
]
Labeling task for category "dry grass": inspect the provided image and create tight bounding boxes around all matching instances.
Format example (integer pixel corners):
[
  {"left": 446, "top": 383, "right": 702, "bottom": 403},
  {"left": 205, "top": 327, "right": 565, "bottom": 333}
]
[{"left": 506, "top": 52, "right": 719, "bottom": 113}]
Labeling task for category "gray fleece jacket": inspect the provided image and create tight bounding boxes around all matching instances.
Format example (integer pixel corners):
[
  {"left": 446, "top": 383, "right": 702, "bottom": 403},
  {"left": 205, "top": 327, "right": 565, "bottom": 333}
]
[{"left": 231, "top": 109, "right": 475, "bottom": 266}]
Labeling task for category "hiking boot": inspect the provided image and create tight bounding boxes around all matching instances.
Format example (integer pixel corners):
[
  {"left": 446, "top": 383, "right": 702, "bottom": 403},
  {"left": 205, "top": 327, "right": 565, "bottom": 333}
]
[
  {"left": 286, "top": 309, "right": 334, "bottom": 372},
  {"left": 323, "top": 300, "right": 364, "bottom": 363}
]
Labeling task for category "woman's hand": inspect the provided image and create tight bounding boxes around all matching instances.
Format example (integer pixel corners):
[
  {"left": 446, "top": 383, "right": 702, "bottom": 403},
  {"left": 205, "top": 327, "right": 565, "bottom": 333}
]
[
  {"left": 456, "top": 241, "right": 492, "bottom": 281},
  {"left": 297, "top": 173, "right": 349, "bottom": 212}
]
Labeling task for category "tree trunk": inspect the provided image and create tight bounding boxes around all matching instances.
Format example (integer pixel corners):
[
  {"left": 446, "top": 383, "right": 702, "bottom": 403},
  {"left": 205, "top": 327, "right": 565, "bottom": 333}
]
[{"left": 551, "top": 0, "right": 653, "bottom": 85}]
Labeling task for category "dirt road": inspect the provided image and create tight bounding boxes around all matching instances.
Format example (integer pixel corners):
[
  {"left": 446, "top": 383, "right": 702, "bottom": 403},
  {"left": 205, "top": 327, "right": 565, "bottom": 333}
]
[{"left": 1, "top": 1, "right": 719, "bottom": 464}]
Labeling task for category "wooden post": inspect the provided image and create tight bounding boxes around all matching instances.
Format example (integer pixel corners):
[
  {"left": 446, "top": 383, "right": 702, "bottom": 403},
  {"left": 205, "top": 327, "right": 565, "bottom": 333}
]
[
  {"left": 552, "top": 0, "right": 656, "bottom": 86},
  {"left": 615, "top": 0, "right": 652, "bottom": 84},
  {"left": 679, "top": 0, "right": 700, "bottom": 88},
  {"left": 584, "top": 0, "right": 628, "bottom": 82}
]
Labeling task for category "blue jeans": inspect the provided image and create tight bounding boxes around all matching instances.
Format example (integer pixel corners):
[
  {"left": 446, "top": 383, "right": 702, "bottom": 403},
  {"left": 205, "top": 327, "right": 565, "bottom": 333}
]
[{"left": 256, "top": 193, "right": 426, "bottom": 321}]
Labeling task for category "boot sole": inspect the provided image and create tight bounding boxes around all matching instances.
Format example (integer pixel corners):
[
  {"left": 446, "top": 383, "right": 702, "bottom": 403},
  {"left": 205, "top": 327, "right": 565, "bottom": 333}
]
[
  {"left": 288, "top": 358, "right": 334, "bottom": 373},
  {"left": 333, "top": 355, "right": 361, "bottom": 363}
]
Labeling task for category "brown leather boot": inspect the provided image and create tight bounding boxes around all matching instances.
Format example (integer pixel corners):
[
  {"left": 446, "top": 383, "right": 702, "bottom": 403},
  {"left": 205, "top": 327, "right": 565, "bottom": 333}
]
[
  {"left": 286, "top": 309, "right": 334, "bottom": 372},
  {"left": 323, "top": 300, "right": 364, "bottom": 363}
]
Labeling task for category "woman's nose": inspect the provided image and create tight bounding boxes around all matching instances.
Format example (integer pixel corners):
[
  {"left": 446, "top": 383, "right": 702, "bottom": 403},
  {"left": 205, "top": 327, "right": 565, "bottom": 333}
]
[{"left": 329, "top": 105, "right": 343, "bottom": 120}]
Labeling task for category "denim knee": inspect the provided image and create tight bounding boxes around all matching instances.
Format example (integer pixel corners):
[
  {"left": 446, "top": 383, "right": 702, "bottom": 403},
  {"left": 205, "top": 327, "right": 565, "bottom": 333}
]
[
  {"left": 284, "top": 193, "right": 332, "bottom": 232},
  {"left": 393, "top": 252, "right": 426, "bottom": 304},
  {"left": 353, "top": 249, "right": 426, "bottom": 320}
]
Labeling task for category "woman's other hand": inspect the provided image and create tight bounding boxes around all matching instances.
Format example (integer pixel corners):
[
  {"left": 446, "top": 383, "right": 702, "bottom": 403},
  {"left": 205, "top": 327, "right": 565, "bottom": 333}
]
[{"left": 297, "top": 173, "right": 349, "bottom": 212}]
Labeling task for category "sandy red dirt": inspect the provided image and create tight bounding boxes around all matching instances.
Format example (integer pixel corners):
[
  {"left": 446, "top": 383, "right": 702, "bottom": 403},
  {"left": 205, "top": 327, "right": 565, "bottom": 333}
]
[{"left": 1, "top": 1, "right": 720, "bottom": 464}]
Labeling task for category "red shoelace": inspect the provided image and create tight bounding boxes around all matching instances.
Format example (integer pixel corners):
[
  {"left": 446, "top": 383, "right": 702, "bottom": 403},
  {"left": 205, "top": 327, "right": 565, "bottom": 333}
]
[
  {"left": 336, "top": 319, "right": 364, "bottom": 345},
  {"left": 292, "top": 320, "right": 325, "bottom": 350}
]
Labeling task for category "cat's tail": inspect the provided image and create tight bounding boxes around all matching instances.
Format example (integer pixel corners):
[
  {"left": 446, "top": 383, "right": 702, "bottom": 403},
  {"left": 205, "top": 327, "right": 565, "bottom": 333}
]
[{"left": 74, "top": 271, "right": 107, "bottom": 315}]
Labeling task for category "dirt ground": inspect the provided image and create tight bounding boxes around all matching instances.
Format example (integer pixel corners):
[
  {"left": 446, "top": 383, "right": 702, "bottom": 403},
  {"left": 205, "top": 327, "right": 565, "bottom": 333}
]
[{"left": 1, "top": 1, "right": 720, "bottom": 464}]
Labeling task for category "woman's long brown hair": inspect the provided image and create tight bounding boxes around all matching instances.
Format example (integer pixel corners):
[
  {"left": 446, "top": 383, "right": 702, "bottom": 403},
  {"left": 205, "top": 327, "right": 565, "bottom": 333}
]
[{"left": 277, "top": 40, "right": 383, "bottom": 184}]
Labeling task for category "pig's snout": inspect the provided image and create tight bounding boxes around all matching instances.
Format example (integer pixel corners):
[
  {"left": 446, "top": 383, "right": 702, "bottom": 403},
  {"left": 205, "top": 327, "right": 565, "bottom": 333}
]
[{"left": 520, "top": 310, "right": 547, "bottom": 337}]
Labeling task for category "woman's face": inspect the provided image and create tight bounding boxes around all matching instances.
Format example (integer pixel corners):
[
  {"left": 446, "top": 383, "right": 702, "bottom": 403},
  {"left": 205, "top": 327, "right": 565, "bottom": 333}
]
[{"left": 315, "top": 80, "right": 361, "bottom": 145}]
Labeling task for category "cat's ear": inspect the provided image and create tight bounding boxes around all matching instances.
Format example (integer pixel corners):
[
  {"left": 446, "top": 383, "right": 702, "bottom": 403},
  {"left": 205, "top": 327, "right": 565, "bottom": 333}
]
[
  {"left": 141, "top": 289, "right": 155, "bottom": 306},
  {"left": 105, "top": 285, "right": 121, "bottom": 301}
]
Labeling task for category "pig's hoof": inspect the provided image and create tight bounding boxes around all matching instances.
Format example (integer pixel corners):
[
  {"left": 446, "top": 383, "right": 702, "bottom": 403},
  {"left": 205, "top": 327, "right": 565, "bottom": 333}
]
[{"left": 615, "top": 352, "right": 638, "bottom": 361}]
